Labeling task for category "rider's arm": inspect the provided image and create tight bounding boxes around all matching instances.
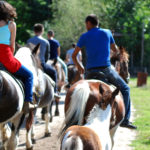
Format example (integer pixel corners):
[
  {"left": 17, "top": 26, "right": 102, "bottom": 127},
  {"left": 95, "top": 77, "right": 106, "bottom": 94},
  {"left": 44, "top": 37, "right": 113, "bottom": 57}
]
[
  {"left": 9, "top": 21, "right": 16, "bottom": 54},
  {"left": 111, "top": 43, "right": 119, "bottom": 53},
  {"left": 65, "top": 54, "right": 70, "bottom": 63},
  {"left": 78, "top": 52, "right": 82, "bottom": 62},
  {"left": 72, "top": 46, "right": 85, "bottom": 74},
  {"left": 45, "top": 42, "right": 50, "bottom": 62},
  {"left": 57, "top": 46, "right": 61, "bottom": 57}
]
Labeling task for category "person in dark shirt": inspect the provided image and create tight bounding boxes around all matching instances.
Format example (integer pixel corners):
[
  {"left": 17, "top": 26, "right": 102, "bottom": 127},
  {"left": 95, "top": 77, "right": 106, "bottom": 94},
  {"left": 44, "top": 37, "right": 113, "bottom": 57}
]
[
  {"left": 47, "top": 30, "right": 68, "bottom": 83},
  {"left": 72, "top": 14, "right": 137, "bottom": 129}
]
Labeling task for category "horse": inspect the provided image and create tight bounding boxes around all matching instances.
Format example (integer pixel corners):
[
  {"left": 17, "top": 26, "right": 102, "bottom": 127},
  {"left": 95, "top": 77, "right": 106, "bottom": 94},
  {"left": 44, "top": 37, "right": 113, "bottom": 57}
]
[
  {"left": 53, "top": 61, "right": 65, "bottom": 116},
  {"left": 0, "top": 44, "right": 42, "bottom": 150},
  {"left": 0, "top": 44, "right": 54, "bottom": 150},
  {"left": 61, "top": 80, "right": 123, "bottom": 150},
  {"left": 41, "top": 60, "right": 66, "bottom": 122},
  {"left": 14, "top": 44, "right": 55, "bottom": 150},
  {"left": 111, "top": 46, "right": 130, "bottom": 83}
]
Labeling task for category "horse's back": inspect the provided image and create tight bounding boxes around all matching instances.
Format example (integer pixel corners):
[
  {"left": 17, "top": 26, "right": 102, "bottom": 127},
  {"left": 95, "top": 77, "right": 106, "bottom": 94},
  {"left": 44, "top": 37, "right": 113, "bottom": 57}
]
[
  {"left": 65, "top": 79, "right": 125, "bottom": 128},
  {"left": 38, "top": 73, "right": 54, "bottom": 108},
  {"left": 61, "top": 125, "right": 102, "bottom": 150}
]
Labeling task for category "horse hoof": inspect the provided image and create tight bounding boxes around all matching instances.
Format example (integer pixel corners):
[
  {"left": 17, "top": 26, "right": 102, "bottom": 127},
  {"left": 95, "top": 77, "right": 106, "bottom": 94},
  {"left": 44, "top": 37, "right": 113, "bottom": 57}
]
[
  {"left": 32, "top": 138, "right": 36, "bottom": 144},
  {"left": 45, "top": 132, "right": 51, "bottom": 137},
  {"left": 55, "top": 111, "right": 59, "bottom": 116},
  {"left": 50, "top": 117, "right": 53, "bottom": 122},
  {"left": 26, "top": 146, "right": 33, "bottom": 150}
]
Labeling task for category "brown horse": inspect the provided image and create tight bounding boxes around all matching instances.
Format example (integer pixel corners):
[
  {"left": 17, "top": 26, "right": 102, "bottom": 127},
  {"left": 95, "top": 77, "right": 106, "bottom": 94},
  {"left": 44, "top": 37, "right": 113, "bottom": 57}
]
[
  {"left": 62, "top": 80, "right": 125, "bottom": 149},
  {"left": 111, "top": 46, "right": 130, "bottom": 83},
  {"left": 45, "top": 60, "right": 65, "bottom": 118}
]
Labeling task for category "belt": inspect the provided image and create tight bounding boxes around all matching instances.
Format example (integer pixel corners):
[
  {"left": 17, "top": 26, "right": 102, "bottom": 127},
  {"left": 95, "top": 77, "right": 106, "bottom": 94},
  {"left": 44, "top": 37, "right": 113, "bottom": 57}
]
[{"left": 87, "top": 66, "right": 108, "bottom": 71}]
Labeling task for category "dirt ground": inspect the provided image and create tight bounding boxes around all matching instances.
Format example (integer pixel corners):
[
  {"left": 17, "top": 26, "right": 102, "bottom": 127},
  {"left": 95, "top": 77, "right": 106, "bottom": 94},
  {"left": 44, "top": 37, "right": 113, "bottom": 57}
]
[{"left": 1, "top": 93, "right": 136, "bottom": 150}]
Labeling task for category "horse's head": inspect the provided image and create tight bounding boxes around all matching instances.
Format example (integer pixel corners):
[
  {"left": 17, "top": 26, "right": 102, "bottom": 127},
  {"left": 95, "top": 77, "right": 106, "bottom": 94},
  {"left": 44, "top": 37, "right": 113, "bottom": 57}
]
[
  {"left": 98, "top": 84, "right": 119, "bottom": 110},
  {"left": 111, "top": 46, "right": 130, "bottom": 83}
]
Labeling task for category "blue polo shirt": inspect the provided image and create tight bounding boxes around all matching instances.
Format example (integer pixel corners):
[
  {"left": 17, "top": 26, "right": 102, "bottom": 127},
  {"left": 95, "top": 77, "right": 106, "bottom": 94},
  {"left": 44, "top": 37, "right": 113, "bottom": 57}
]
[
  {"left": 77, "top": 27, "right": 115, "bottom": 69},
  {"left": 27, "top": 36, "right": 50, "bottom": 64},
  {"left": 48, "top": 39, "right": 60, "bottom": 59}
]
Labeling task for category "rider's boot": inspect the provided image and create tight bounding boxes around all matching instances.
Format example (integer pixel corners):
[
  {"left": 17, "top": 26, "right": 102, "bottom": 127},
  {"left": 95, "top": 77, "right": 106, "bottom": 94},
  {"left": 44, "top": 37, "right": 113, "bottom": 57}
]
[{"left": 23, "top": 102, "right": 37, "bottom": 114}]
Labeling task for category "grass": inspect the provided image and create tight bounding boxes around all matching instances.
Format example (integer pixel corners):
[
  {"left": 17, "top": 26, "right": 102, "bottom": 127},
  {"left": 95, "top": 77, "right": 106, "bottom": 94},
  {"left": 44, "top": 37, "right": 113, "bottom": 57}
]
[{"left": 130, "top": 77, "right": 150, "bottom": 150}]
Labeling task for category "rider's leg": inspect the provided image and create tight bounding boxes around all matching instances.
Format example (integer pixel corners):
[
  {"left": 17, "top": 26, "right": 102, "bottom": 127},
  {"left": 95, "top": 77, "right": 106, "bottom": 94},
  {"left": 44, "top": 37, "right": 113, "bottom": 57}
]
[
  {"left": 41, "top": 63, "right": 57, "bottom": 92},
  {"left": 102, "top": 66, "right": 131, "bottom": 122},
  {"left": 14, "top": 65, "right": 33, "bottom": 103},
  {"left": 57, "top": 57, "right": 68, "bottom": 82}
]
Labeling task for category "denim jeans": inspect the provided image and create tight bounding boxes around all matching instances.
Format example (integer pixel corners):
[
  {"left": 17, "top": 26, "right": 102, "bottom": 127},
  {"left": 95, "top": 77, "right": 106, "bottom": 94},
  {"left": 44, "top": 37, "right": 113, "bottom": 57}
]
[
  {"left": 57, "top": 57, "right": 68, "bottom": 82},
  {"left": 14, "top": 65, "right": 33, "bottom": 102},
  {"left": 41, "top": 63, "right": 57, "bottom": 92},
  {"left": 85, "top": 66, "right": 131, "bottom": 122}
]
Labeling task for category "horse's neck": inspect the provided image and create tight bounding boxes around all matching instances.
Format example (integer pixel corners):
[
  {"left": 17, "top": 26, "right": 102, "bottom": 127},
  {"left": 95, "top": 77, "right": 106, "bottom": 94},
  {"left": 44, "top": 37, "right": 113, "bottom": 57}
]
[{"left": 85, "top": 104, "right": 112, "bottom": 150}]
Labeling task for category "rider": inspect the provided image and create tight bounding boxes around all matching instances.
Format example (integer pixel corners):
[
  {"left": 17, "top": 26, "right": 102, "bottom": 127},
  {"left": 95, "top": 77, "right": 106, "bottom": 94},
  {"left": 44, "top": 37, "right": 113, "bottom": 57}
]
[
  {"left": 72, "top": 14, "right": 137, "bottom": 129},
  {"left": 47, "top": 30, "right": 68, "bottom": 83},
  {"left": 0, "top": 1, "right": 35, "bottom": 113},
  {"left": 66, "top": 43, "right": 82, "bottom": 66},
  {"left": 27, "top": 24, "right": 59, "bottom": 98}
]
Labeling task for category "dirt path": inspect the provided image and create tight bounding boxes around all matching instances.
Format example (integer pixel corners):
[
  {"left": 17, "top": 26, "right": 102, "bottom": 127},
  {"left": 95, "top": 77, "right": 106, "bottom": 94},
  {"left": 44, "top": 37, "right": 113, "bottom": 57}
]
[{"left": 1, "top": 93, "right": 136, "bottom": 150}]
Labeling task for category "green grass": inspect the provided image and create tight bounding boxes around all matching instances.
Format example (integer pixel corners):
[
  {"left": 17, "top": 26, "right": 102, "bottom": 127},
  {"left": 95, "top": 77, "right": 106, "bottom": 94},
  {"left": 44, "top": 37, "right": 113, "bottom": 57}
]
[{"left": 130, "top": 77, "right": 150, "bottom": 150}]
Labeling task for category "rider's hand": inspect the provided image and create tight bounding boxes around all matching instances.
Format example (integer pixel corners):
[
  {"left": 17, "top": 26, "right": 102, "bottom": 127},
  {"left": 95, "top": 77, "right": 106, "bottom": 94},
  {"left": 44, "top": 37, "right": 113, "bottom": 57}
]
[{"left": 78, "top": 66, "right": 85, "bottom": 74}]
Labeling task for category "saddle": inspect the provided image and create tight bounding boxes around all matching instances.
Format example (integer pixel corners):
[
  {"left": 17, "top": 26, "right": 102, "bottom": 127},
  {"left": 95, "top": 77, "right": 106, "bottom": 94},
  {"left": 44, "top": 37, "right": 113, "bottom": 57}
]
[
  {"left": 85, "top": 71, "right": 110, "bottom": 85},
  {"left": 0, "top": 63, "right": 25, "bottom": 98}
]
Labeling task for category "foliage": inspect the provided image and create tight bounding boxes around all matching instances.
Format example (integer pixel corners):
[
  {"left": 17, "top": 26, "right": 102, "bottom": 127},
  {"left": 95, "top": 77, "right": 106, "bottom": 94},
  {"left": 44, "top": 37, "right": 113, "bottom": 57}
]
[
  {"left": 6, "top": 0, "right": 150, "bottom": 72},
  {"left": 130, "top": 77, "right": 150, "bottom": 149},
  {"left": 49, "top": 0, "right": 108, "bottom": 53},
  {"left": 7, "top": 0, "right": 52, "bottom": 43}
]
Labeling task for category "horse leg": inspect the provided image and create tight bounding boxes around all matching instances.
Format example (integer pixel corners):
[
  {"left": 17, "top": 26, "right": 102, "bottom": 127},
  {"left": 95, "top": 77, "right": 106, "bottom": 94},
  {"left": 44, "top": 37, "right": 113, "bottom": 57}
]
[
  {"left": 31, "top": 109, "right": 37, "bottom": 144},
  {"left": 26, "top": 110, "right": 34, "bottom": 150},
  {"left": 0, "top": 124, "right": 11, "bottom": 150},
  {"left": 49, "top": 100, "right": 54, "bottom": 122},
  {"left": 55, "top": 98, "right": 60, "bottom": 116},
  {"left": 7, "top": 113, "right": 25, "bottom": 150},
  {"left": 110, "top": 124, "right": 119, "bottom": 150},
  {"left": 44, "top": 105, "right": 51, "bottom": 137}
]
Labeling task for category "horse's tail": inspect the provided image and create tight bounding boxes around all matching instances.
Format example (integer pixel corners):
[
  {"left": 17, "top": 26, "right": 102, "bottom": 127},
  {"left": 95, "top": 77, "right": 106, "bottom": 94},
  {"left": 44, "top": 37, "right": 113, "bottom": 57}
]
[
  {"left": 26, "top": 109, "right": 34, "bottom": 132},
  {"left": 60, "top": 81, "right": 90, "bottom": 137}
]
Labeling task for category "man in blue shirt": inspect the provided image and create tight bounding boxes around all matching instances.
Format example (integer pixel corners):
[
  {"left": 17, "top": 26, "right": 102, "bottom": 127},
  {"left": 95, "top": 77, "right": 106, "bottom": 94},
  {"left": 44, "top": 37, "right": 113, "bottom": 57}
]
[
  {"left": 27, "top": 24, "right": 59, "bottom": 97},
  {"left": 47, "top": 30, "right": 68, "bottom": 83},
  {"left": 72, "top": 14, "right": 136, "bottom": 129}
]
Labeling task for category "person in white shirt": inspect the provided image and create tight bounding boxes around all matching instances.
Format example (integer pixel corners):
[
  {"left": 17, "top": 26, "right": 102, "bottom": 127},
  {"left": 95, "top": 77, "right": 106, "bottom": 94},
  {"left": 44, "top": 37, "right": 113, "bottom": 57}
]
[{"left": 66, "top": 43, "right": 82, "bottom": 66}]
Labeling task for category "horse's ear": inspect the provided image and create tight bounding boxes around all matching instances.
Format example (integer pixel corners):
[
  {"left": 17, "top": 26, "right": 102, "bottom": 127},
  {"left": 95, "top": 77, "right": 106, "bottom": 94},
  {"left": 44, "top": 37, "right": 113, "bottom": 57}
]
[
  {"left": 32, "top": 43, "right": 40, "bottom": 55},
  {"left": 112, "top": 88, "right": 120, "bottom": 99}
]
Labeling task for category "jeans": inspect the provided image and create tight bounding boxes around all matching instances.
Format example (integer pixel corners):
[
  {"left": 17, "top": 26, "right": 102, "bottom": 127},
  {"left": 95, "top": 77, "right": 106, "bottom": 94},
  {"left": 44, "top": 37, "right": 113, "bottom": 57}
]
[
  {"left": 85, "top": 66, "right": 131, "bottom": 122},
  {"left": 41, "top": 63, "right": 57, "bottom": 92},
  {"left": 14, "top": 65, "right": 33, "bottom": 102},
  {"left": 57, "top": 57, "right": 68, "bottom": 82}
]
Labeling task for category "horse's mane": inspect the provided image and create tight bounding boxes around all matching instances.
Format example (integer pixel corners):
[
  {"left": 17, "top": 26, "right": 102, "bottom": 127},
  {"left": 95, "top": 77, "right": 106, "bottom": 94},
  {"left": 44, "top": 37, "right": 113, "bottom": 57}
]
[
  {"left": 26, "top": 44, "right": 42, "bottom": 70},
  {"left": 119, "top": 46, "right": 129, "bottom": 62},
  {"left": 32, "top": 55, "right": 42, "bottom": 70}
]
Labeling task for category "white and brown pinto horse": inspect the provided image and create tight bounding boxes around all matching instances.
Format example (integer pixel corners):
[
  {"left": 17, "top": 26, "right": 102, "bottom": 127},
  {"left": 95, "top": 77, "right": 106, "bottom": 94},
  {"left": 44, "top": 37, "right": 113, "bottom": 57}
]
[
  {"left": 0, "top": 44, "right": 54, "bottom": 150},
  {"left": 15, "top": 44, "right": 55, "bottom": 150},
  {"left": 62, "top": 80, "right": 125, "bottom": 150}
]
